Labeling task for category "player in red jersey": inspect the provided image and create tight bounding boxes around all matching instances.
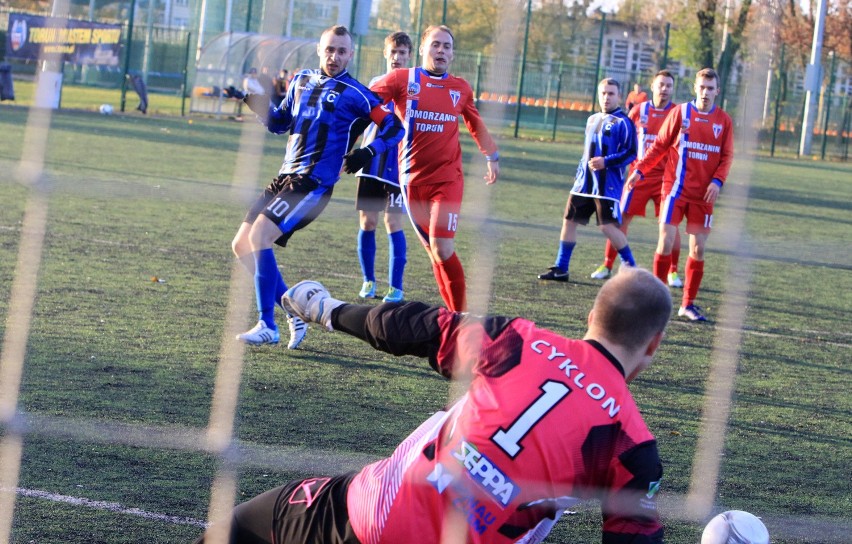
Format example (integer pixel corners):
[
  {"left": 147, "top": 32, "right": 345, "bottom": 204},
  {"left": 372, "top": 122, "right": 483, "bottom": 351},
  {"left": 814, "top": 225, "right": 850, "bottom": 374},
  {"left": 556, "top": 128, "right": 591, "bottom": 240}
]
[
  {"left": 194, "top": 268, "right": 671, "bottom": 544},
  {"left": 591, "top": 70, "right": 684, "bottom": 286},
  {"left": 370, "top": 25, "right": 500, "bottom": 312},
  {"left": 626, "top": 68, "right": 735, "bottom": 321},
  {"left": 625, "top": 82, "right": 648, "bottom": 111}
]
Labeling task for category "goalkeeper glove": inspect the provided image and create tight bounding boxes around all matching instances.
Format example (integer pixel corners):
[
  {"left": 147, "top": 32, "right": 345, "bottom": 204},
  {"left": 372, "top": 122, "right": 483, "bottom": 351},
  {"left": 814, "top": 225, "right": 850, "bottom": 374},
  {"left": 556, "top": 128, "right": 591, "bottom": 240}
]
[{"left": 342, "top": 147, "right": 375, "bottom": 174}]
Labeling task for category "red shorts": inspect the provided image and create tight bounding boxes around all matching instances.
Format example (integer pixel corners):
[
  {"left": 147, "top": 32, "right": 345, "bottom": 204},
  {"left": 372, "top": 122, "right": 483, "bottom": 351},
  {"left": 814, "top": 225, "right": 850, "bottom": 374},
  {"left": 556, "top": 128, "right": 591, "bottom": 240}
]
[
  {"left": 660, "top": 195, "right": 713, "bottom": 234},
  {"left": 621, "top": 176, "right": 663, "bottom": 218},
  {"left": 405, "top": 181, "right": 464, "bottom": 243}
]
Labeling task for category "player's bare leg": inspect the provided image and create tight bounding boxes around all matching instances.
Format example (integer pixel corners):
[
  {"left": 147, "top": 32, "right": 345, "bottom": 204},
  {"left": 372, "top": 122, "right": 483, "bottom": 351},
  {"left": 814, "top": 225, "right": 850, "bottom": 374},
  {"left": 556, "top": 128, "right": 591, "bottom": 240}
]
[
  {"left": 600, "top": 222, "right": 636, "bottom": 268},
  {"left": 232, "top": 222, "right": 256, "bottom": 275},
  {"left": 596, "top": 215, "right": 633, "bottom": 279},
  {"left": 237, "top": 216, "right": 307, "bottom": 347}
]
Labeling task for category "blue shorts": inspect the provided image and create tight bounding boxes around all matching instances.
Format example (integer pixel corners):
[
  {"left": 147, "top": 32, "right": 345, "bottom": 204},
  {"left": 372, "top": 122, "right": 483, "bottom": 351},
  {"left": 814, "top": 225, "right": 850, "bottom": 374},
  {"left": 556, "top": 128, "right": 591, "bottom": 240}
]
[{"left": 245, "top": 174, "right": 333, "bottom": 247}]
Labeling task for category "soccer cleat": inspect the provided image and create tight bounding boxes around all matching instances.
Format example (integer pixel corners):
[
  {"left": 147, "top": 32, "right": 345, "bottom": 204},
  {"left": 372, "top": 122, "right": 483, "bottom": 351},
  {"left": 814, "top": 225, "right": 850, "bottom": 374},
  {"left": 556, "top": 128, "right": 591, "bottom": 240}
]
[
  {"left": 382, "top": 287, "right": 404, "bottom": 303},
  {"left": 236, "top": 320, "right": 280, "bottom": 345},
  {"left": 359, "top": 280, "right": 376, "bottom": 299},
  {"left": 678, "top": 304, "right": 707, "bottom": 322},
  {"left": 590, "top": 264, "right": 612, "bottom": 280},
  {"left": 668, "top": 272, "right": 684, "bottom": 288},
  {"left": 538, "top": 267, "right": 569, "bottom": 282},
  {"left": 282, "top": 280, "right": 346, "bottom": 331},
  {"left": 286, "top": 315, "right": 308, "bottom": 349}
]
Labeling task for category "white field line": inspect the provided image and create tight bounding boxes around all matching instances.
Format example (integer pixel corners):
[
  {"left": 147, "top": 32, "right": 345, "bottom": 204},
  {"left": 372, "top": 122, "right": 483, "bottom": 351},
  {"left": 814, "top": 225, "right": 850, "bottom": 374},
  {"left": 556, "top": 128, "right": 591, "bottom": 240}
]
[
  {"left": 13, "top": 487, "right": 206, "bottom": 527},
  {"left": 12, "top": 484, "right": 852, "bottom": 542}
]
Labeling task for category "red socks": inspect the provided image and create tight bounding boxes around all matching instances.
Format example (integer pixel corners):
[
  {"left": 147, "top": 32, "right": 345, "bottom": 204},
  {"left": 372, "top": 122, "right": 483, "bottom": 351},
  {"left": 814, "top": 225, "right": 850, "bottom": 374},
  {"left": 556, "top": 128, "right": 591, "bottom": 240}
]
[
  {"left": 435, "top": 253, "right": 466, "bottom": 312},
  {"left": 653, "top": 253, "right": 671, "bottom": 284},
  {"left": 431, "top": 261, "right": 450, "bottom": 305},
  {"left": 670, "top": 243, "right": 681, "bottom": 274},
  {"left": 603, "top": 240, "right": 617, "bottom": 269},
  {"left": 683, "top": 257, "right": 704, "bottom": 307}
]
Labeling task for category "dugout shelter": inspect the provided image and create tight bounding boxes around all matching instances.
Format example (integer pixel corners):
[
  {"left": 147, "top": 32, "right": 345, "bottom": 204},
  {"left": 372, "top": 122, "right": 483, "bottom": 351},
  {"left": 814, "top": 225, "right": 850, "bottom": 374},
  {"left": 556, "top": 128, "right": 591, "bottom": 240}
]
[{"left": 191, "top": 32, "right": 316, "bottom": 116}]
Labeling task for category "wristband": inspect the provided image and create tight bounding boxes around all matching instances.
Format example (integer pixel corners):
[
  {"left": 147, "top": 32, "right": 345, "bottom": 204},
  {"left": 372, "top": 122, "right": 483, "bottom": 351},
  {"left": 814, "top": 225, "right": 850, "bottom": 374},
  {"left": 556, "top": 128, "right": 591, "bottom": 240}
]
[{"left": 486, "top": 152, "right": 499, "bottom": 162}]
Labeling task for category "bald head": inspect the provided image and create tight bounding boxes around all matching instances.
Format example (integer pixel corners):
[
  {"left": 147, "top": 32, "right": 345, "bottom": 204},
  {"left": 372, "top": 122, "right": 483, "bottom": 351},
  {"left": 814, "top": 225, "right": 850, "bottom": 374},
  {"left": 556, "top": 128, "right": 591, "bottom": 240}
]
[{"left": 589, "top": 267, "right": 671, "bottom": 350}]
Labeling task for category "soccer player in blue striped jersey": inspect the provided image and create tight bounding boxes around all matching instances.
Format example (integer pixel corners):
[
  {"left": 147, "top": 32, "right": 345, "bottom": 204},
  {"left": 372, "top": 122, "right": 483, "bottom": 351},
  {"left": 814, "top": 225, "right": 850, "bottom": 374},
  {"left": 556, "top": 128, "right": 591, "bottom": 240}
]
[
  {"left": 232, "top": 25, "right": 404, "bottom": 348},
  {"left": 353, "top": 32, "right": 412, "bottom": 304},
  {"left": 538, "top": 78, "right": 638, "bottom": 283}
]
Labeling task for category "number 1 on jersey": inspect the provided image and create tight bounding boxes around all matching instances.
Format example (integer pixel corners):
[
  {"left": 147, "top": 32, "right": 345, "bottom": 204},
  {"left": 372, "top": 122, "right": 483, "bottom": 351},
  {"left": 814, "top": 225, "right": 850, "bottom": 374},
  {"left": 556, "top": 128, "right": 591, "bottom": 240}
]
[{"left": 492, "top": 381, "right": 571, "bottom": 458}]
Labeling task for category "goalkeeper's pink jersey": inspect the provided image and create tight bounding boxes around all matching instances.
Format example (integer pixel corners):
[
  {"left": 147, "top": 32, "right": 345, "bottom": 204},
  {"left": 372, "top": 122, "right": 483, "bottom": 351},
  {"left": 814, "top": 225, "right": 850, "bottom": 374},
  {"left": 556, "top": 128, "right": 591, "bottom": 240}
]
[
  {"left": 636, "top": 101, "right": 734, "bottom": 203},
  {"left": 346, "top": 312, "right": 663, "bottom": 544},
  {"left": 370, "top": 67, "right": 498, "bottom": 187}
]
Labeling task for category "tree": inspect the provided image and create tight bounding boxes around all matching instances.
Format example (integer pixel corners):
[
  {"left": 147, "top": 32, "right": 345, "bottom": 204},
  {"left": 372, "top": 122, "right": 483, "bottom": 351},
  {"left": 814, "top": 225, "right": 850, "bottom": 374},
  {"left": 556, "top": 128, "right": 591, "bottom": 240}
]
[
  {"left": 778, "top": 0, "right": 852, "bottom": 68},
  {"left": 447, "top": 0, "right": 502, "bottom": 55},
  {"left": 527, "top": 0, "right": 594, "bottom": 64},
  {"left": 695, "top": 0, "right": 718, "bottom": 69},
  {"left": 716, "top": 0, "right": 754, "bottom": 93}
]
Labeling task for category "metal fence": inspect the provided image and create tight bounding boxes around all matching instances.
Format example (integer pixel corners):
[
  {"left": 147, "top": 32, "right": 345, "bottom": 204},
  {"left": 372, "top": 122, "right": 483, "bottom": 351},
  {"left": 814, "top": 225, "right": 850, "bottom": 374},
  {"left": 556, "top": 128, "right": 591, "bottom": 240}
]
[{"left": 2, "top": 6, "right": 849, "bottom": 160}]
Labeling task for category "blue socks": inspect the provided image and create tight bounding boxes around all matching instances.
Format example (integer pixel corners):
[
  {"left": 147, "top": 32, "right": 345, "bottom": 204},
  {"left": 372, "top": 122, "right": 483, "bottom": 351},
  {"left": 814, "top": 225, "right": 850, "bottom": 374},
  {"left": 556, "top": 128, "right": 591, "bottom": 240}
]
[
  {"left": 357, "top": 229, "right": 376, "bottom": 282},
  {"left": 618, "top": 245, "right": 636, "bottom": 267},
  {"left": 254, "top": 248, "right": 287, "bottom": 330},
  {"left": 360, "top": 229, "right": 407, "bottom": 290},
  {"left": 554, "top": 241, "right": 576, "bottom": 273},
  {"left": 388, "top": 230, "right": 406, "bottom": 289}
]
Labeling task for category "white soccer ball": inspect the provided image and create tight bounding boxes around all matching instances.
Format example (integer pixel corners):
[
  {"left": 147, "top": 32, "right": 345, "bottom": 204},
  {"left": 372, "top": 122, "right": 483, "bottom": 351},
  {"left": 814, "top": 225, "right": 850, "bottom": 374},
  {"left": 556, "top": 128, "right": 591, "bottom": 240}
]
[
  {"left": 701, "top": 510, "right": 769, "bottom": 544},
  {"left": 99, "top": 103, "right": 114, "bottom": 115}
]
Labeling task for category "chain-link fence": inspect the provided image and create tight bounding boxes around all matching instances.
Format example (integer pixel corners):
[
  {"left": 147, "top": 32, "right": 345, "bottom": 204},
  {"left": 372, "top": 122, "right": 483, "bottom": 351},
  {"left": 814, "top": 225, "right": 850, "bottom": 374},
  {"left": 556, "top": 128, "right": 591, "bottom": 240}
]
[
  {"left": 761, "top": 53, "right": 852, "bottom": 161},
  {"left": 2, "top": 6, "right": 849, "bottom": 160}
]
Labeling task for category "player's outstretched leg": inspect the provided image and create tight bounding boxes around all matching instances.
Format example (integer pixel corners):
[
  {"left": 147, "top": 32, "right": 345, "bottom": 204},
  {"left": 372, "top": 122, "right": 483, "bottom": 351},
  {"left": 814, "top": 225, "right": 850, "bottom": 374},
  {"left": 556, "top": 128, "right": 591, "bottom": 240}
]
[{"left": 282, "top": 281, "right": 346, "bottom": 332}]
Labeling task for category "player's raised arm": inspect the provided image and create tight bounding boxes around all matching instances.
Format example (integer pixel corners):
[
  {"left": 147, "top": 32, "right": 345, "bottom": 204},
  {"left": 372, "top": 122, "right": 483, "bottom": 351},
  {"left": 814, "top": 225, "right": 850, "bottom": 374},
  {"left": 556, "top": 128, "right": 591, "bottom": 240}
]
[{"left": 245, "top": 71, "right": 300, "bottom": 133}]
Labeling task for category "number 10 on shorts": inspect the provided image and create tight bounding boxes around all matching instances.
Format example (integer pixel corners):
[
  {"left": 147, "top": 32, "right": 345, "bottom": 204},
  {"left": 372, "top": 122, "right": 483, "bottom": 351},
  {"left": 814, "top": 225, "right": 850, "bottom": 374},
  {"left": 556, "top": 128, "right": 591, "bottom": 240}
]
[{"left": 447, "top": 213, "right": 459, "bottom": 232}]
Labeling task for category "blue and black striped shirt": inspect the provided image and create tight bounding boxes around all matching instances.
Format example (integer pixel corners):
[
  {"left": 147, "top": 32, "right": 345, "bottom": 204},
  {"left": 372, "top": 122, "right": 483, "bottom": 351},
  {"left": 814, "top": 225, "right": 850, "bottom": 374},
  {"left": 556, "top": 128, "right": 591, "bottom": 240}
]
[{"left": 264, "top": 68, "right": 403, "bottom": 188}]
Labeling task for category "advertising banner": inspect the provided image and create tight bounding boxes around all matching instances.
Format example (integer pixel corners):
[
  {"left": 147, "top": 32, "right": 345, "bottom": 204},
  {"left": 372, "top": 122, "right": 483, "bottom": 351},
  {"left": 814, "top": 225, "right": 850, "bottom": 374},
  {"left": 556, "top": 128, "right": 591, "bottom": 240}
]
[{"left": 6, "top": 12, "right": 122, "bottom": 66}]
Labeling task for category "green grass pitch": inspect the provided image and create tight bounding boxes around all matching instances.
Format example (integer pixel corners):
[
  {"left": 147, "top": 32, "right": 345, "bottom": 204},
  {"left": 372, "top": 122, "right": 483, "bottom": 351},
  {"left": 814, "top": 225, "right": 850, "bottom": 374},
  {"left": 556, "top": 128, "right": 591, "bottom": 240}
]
[{"left": 0, "top": 94, "right": 850, "bottom": 543}]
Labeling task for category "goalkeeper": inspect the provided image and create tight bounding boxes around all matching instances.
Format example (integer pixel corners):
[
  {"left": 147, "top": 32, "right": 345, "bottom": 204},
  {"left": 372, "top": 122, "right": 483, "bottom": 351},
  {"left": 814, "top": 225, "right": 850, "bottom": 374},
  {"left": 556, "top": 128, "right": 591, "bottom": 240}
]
[
  {"left": 232, "top": 24, "right": 403, "bottom": 349},
  {"left": 195, "top": 267, "right": 670, "bottom": 544}
]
